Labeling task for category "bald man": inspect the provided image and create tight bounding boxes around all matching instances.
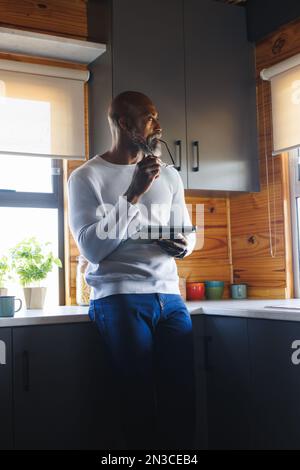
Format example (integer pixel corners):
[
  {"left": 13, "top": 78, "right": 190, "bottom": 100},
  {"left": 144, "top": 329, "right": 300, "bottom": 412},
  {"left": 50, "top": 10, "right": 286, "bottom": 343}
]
[{"left": 68, "top": 91, "right": 196, "bottom": 450}]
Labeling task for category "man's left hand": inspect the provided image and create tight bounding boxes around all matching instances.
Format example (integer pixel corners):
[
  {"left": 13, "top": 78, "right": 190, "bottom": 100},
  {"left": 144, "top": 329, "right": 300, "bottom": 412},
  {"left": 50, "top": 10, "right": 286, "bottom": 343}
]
[{"left": 156, "top": 235, "right": 188, "bottom": 259}]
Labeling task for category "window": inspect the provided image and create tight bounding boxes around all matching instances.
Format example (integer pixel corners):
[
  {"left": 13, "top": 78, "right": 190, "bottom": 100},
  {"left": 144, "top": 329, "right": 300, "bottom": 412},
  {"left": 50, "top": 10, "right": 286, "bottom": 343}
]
[
  {"left": 0, "top": 59, "right": 88, "bottom": 307},
  {"left": 0, "top": 158, "right": 64, "bottom": 307},
  {"left": 289, "top": 150, "right": 300, "bottom": 297},
  {"left": 0, "top": 155, "right": 53, "bottom": 193}
]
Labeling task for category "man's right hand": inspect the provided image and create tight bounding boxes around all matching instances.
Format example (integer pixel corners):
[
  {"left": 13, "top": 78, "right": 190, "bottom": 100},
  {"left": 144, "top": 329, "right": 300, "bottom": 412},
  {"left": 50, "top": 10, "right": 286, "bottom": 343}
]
[{"left": 124, "top": 155, "right": 162, "bottom": 204}]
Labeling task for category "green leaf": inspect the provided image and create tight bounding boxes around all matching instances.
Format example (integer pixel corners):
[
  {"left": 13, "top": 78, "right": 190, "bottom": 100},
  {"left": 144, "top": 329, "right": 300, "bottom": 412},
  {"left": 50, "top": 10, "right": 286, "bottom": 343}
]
[{"left": 9, "top": 237, "right": 62, "bottom": 286}]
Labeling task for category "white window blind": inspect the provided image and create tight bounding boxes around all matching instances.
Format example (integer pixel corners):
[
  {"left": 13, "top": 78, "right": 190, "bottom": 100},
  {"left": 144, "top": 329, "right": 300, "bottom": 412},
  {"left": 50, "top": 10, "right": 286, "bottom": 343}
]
[
  {"left": 0, "top": 59, "right": 89, "bottom": 160},
  {"left": 261, "top": 54, "right": 300, "bottom": 156}
]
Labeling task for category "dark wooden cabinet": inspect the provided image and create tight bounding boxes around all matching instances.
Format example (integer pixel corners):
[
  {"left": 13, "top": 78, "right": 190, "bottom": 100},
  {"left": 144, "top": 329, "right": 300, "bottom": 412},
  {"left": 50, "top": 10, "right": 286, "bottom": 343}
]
[
  {"left": 248, "top": 319, "right": 300, "bottom": 450},
  {"left": 5, "top": 313, "right": 300, "bottom": 450},
  {"left": 246, "top": 0, "right": 300, "bottom": 42},
  {"left": 112, "top": 0, "right": 188, "bottom": 186},
  {"left": 185, "top": 0, "right": 259, "bottom": 191},
  {"left": 13, "top": 322, "right": 115, "bottom": 450},
  {"left": 193, "top": 315, "right": 300, "bottom": 450},
  {"left": 0, "top": 328, "right": 13, "bottom": 450},
  {"left": 192, "top": 314, "right": 252, "bottom": 450},
  {"left": 88, "top": 0, "right": 259, "bottom": 192},
  {"left": 192, "top": 314, "right": 208, "bottom": 449},
  {"left": 204, "top": 315, "right": 251, "bottom": 449}
]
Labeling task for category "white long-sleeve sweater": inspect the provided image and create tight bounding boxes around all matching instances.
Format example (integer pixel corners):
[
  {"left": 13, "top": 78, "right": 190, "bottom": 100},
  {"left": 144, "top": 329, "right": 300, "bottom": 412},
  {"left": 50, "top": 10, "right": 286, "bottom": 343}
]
[{"left": 67, "top": 154, "right": 196, "bottom": 300}]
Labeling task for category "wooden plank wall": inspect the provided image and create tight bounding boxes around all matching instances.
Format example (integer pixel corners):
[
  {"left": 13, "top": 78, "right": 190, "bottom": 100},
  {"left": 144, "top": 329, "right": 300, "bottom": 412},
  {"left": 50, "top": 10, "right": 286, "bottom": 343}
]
[
  {"left": 0, "top": 0, "right": 87, "bottom": 38},
  {"left": 229, "top": 19, "right": 300, "bottom": 299},
  {"left": 176, "top": 195, "right": 232, "bottom": 299},
  {"left": 63, "top": 160, "right": 85, "bottom": 305}
]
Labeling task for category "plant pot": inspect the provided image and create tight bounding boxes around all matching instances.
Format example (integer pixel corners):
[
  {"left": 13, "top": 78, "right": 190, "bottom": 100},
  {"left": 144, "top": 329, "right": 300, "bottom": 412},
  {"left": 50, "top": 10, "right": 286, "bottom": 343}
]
[
  {"left": 0, "top": 287, "right": 8, "bottom": 296},
  {"left": 23, "top": 287, "right": 47, "bottom": 309}
]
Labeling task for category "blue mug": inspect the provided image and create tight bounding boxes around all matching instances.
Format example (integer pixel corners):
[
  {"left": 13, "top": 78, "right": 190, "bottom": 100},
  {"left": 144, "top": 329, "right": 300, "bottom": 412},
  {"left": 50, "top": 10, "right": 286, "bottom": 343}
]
[
  {"left": 0, "top": 296, "right": 22, "bottom": 317},
  {"left": 204, "top": 280, "right": 225, "bottom": 300},
  {"left": 230, "top": 284, "right": 247, "bottom": 299}
]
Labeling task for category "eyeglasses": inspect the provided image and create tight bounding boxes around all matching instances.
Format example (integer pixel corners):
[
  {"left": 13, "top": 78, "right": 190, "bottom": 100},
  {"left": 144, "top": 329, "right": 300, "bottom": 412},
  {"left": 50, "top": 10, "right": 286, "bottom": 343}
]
[
  {"left": 130, "top": 131, "right": 177, "bottom": 168},
  {"left": 143, "top": 138, "right": 176, "bottom": 168},
  {"left": 158, "top": 139, "right": 176, "bottom": 167}
]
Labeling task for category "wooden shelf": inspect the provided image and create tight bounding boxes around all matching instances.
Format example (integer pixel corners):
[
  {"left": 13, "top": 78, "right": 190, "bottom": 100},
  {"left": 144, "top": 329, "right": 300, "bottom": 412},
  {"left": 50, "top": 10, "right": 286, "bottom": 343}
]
[{"left": 0, "top": 26, "right": 106, "bottom": 64}]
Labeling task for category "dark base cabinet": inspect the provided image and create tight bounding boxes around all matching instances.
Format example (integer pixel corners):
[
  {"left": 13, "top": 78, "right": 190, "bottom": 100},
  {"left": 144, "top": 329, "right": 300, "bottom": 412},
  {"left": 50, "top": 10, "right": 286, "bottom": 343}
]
[
  {"left": 0, "top": 328, "right": 13, "bottom": 450},
  {"left": 13, "top": 323, "right": 117, "bottom": 450},
  {"left": 204, "top": 316, "right": 252, "bottom": 450},
  {"left": 193, "top": 315, "right": 300, "bottom": 450},
  {"left": 192, "top": 315, "right": 251, "bottom": 450},
  {"left": 192, "top": 315, "right": 208, "bottom": 450},
  {"left": 3, "top": 314, "right": 300, "bottom": 449},
  {"left": 248, "top": 319, "right": 300, "bottom": 450}
]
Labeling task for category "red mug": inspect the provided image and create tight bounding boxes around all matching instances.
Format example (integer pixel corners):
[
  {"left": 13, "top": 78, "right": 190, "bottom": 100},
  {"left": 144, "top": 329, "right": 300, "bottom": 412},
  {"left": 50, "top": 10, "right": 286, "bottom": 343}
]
[{"left": 186, "top": 282, "right": 205, "bottom": 301}]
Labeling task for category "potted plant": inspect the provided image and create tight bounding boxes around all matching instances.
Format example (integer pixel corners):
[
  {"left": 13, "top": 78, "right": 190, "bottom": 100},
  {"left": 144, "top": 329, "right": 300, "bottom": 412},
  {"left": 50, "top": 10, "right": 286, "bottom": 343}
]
[
  {"left": 0, "top": 255, "right": 10, "bottom": 296},
  {"left": 10, "top": 237, "right": 62, "bottom": 309}
]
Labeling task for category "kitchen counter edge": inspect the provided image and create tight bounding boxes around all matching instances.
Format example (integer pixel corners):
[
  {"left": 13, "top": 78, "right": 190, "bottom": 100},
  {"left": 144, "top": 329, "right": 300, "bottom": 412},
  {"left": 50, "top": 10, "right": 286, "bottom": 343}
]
[{"left": 2, "top": 299, "right": 300, "bottom": 327}]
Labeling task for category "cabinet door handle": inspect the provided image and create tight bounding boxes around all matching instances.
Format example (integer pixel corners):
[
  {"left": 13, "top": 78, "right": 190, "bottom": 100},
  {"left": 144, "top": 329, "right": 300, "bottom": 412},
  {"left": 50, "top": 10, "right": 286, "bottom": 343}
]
[
  {"left": 0, "top": 339, "right": 6, "bottom": 365},
  {"left": 22, "top": 350, "right": 30, "bottom": 392},
  {"left": 174, "top": 140, "right": 181, "bottom": 171},
  {"left": 192, "top": 141, "right": 199, "bottom": 172}
]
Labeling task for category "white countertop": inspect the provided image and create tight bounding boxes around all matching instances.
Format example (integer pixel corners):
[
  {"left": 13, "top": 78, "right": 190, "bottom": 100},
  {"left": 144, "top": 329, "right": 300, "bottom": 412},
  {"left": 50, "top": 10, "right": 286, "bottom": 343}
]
[
  {"left": 187, "top": 298, "right": 300, "bottom": 322},
  {"left": 2, "top": 298, "right": 300, "bottom": 327},
  {"left": 0, "top": 305, "right": 90, "bottom": 327}
]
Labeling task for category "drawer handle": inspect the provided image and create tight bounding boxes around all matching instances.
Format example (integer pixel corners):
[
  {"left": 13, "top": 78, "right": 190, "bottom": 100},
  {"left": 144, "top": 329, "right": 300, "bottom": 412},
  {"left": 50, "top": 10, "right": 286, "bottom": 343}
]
[{"left": 192, "top": 141, "right": 199, "bottom": 172}]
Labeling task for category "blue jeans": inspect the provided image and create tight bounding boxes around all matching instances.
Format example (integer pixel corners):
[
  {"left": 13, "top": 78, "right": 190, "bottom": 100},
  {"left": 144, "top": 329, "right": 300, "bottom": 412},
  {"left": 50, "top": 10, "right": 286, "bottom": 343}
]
[{"left": 88, "top": 293, "right": 196, "bottom": 450}]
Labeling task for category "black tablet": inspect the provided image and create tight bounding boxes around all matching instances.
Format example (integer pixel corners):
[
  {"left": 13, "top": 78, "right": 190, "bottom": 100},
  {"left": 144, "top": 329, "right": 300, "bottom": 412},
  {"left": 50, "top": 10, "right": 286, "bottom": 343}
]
[{"left": 135, "top": 225, "right": 197, "bottom": 240}]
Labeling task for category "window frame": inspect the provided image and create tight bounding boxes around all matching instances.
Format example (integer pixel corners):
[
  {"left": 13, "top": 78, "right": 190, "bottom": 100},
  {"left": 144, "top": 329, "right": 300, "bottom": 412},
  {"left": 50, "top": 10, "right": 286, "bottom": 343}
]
[
  {"left": 289, "top": 149, "right": 300, "bottom": 298},
  {"left": 0, "top": 158, "right": 65, "bottom": 305}
]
